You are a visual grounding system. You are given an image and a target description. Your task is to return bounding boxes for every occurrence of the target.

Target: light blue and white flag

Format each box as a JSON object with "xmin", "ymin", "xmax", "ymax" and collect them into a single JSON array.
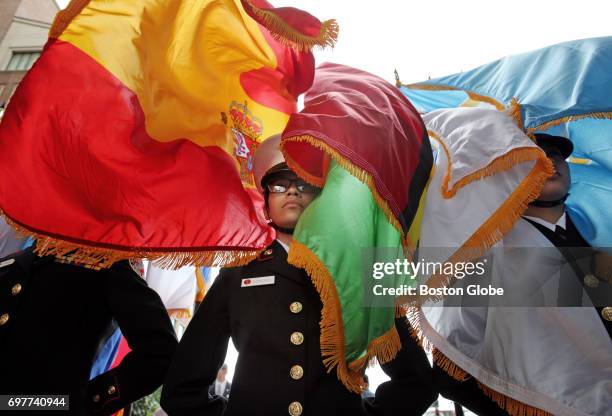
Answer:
[{"xmin": 400, "ymin": 36, "xmax": 612, "ymax": 248}]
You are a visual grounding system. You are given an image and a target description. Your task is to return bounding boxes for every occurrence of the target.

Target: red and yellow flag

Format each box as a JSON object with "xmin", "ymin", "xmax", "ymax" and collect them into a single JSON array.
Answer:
[{"xmin": 0, "ymin": 0, "xmax": 336, "ymax": 268}]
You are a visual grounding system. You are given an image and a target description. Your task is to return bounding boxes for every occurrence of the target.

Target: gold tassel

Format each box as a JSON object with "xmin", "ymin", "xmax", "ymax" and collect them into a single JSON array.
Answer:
[
  {"xmin": 349, "ymin": 306, "xmax": 411, "ymax": 373},
  {"xmin": 0, "ymin": 210, "xmax": 260, "ymax": 269},
  {"xmin": 396, "ymin": 139, "xmax": 553, "ymax": 306},
  {"xmin": 49, "ymin": 0, "xmax": 91, "ymax": 39},
  {"xmin": 242, "ymin": 0, "xmax": 338, "ymax": 52},
  {"xmin": 288, "ymin": 240, "xmax": 363, "ymax": 393},
  {"xmin": 506, "ymin": 97, "xmax": 525, "ymax": 132},
  {"xmin": 526, "ymin": 111, "xmax": 612, "ymax": 134},
  {"xmin": 395, "ymin": 305, "xmax": 408, "ymax": 318},
  {"xmin": 476, "ymin": 382, "xmax": 552, "ymax": 416},
  {"xmin": 51, "ymin": 0, "xmax": 340, "ymax": 51},
  {"xmin": 282, "ymin": 145, "xmax": 325, "ymax": 188},
  {"xmin": 432, "ymin": 348, "xmax": 470, "ymax": 382},
  {"xmin": 347, "ymin": 325, "xmax": 402, "ymax": 374},
  {"xmin": 404, "ymin": 306, "xmax": 433, "ymax": 351},
  {"xmin": 288, "ymin": 240, "xmax": 403, "ymax": 393},
  {"xmin": 429, "ymin": 130, "xmax": 551, "ymax": 199},
  {"xmin": 281, "ymin": 135, "xmax": 413, "ymax": 253}
]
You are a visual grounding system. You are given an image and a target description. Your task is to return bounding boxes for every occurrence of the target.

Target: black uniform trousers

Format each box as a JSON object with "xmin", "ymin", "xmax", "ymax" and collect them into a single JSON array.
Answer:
[
  {"xmin": 161, "ymin": 241, "xmax": 437, "ymax": 416},
  {"xmin": 0, "ymin": 248, "xmax": 178, "ymax": 415}
]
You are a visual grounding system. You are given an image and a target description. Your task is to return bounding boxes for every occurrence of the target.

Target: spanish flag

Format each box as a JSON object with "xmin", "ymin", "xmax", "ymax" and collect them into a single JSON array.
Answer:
[{"xmin": 0, "ymin": 0, "xmax": 337, "ymax": 268}]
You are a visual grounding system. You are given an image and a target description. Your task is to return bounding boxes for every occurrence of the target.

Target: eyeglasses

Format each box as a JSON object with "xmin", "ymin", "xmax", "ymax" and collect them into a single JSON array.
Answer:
[{"xmin": 266, "ymin": 177, "xmax": 320, "ymax": 194}]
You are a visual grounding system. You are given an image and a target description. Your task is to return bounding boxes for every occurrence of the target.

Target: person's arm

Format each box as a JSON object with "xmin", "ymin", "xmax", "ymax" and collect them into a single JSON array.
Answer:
[
  {"xmin": 87, "ymin": 260, "xmax": 178, "ymax": 416},
  {"xmin": 364, "ymin": 316, "xmax": 438, "ymax": 415},
  {"xmin": 161, "ymin": 268, "xmax": 233, "ymax": 416}
]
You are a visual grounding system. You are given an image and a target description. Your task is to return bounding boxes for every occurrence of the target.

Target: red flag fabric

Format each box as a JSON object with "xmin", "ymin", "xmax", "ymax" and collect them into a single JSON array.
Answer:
[
  {"xmin": 281, "ymin": 63, "xmax": 432, "ymax": 241},
  {"xmin": 0, "ymin": 0, "xmax": 336, "ymax": 268}
]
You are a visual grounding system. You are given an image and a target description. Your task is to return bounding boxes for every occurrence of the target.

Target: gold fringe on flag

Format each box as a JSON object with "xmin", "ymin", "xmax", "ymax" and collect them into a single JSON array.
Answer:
[
  {"xmin": 428, "ymin": 130, "xmax": 550, "ymax": 199},
  {"xmin": 404, "ymin": 306, "xmax": 433, "ymax": 350},
  {"xmin": 288, "ymin": 240, "xmax": 403, "ymax": 394},
  {"xmin": 1, "ymin": 209, "xmax": 261, "ymax": 269},
  {"xmin": 403, "ymin": 83, "xmax": 506, "ymax": 111},
  {"xmin": 432, "ymin": 348, "xmax": 470, "ymax": 382},
  {"xmin": 280, "ymin": 134, "xmax": 413, "ymax": 252},
  {"xmin": 241, "ymin": 0, "xmax": 338, "ymax": 52},
  {"xmin": 432, "ymin": 349, "xmax": 552, "ymax": 416},
  {"xmin": 52, "ymin": 1, "xmax": 339, "ymax": 52},
  {"xmin": 396, "ymin": 137, "xmax": 553, "ymax": 306},
  {"xmin": 526, "ymin": 111, "xmax": 612, "ymax": 134},
  {"xmin": 476, "ymin": 382, "xmax": 552, "ymax": 416},
  {"xmin": 506, "ymin": 97, "xmax": 525, "ymax": 132},
  {"xmin": 506, "ymin": 97, "xmax": 541, "ymax": 142},
  {"xmin": 348, "ymin": 325, "xmax": 402, "ymax": 374},
  {"xmin": 408, "ymin": 308, "xmax": 553, "ymax": 416},
  {"xmin": 402, "ymin": 83, "xmax": 612, "ymax": 140}
]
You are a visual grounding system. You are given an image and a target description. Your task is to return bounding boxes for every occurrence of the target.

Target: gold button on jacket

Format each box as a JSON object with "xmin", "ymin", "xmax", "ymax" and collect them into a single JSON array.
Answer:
[
  {"xmin": 107, "ymin": 385, "xmax": 117, "ymax": 395},
  {"xmin": 584, "ymin": 274, "xmax": 599, "ymax": 288},
  {"xmin": 0, "ymin": 313, "xmax": 9, "ymax": 326},
  {"xmin": 289, "ymin": 302, "xmax": 302, "ymax": 314},
  {"xmin": 159, "ymin": 241, "xmax": 439, "ymax": 416},
  {"xmin": 290, "ymin": 332, "xmax": 304, "ymax": 345},
  {"xmin": 92, "ymin": 394, "xmax": 100, "ymax": 403},
  {"xmin": 602, "ymin": 307, "xmax": 612, "ymax": 322},
  {"xmin": 11, "ymin": 283, "xmax": 22, "ymax": 295},
  {"xmin": 288, "ymin": 401, "xmax": 303, "ymax": 416},
  {"xmin": 290, "ymin": 365, "xmax": 304, "ymax": 380}
]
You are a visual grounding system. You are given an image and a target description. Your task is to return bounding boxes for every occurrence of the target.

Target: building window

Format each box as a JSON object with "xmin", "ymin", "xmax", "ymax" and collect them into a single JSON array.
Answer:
[{"xmin": 6, "ymin": 51, "xmax": 41, "ymax": 71}]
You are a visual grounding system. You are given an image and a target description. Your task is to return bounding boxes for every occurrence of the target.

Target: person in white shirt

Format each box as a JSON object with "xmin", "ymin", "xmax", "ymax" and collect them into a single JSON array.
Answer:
[
  {"xmin": 429, "ymin": 133, "xmax": 612, "ymax": 416},
  {"xmin": 209, "ymin": 363, "xmax": 231, "ymax": 399}
]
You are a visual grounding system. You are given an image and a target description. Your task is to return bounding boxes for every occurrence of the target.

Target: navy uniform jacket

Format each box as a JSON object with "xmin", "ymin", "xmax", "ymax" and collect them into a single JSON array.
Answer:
[
  {"xmin": 0, "ymin": 248, "xmax": 178, "ymax": 415},
  {"xmin": 161, "ymin": 241, "xmax": 437, "ymax": 416}
]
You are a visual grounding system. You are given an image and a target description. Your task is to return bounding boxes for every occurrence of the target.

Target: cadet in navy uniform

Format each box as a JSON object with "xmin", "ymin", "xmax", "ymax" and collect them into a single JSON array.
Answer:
[
  {"xmin": 433, "ymin": 133, "xmax": 612, "ymax": 415},
  {"xmin": 521, "ymin": 134, "xmax": 611, "ymax": 338},
  {"xmin": 161, "ymin": 136, "xmax": 437, "ymax": 416},
  {"xmin": 0, "ymin": 249, "xmax": 178, "ymax": 415}
]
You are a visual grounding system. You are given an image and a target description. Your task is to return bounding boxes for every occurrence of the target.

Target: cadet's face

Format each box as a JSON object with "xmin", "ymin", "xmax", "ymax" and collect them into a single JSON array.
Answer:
[
  {"xmin": 266, "ymin": 173, "xmax": 318, "ymax": 228},
  {"xmin": 539, "ymin": 144, "xmax": 571, "ymax": 201}
]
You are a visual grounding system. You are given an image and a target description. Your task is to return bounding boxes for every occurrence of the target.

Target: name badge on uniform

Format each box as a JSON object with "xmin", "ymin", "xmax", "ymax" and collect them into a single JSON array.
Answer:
[
  {"xmin": 241, "ymin": 275, "xmax": 275, "ymax": 287},
  {"xmin": 0, "ymin": 258, "xmax": 15, "ymax": 269}
]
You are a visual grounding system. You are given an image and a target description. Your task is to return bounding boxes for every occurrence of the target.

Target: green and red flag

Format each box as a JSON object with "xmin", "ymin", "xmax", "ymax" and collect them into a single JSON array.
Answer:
[
  {"xmin": 0, "ymin": 0, "xmax": 336, "ymax": 268},
  {"xmin": 281, "ymin": 63, "xmax": 433, "ymax": 392}
]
